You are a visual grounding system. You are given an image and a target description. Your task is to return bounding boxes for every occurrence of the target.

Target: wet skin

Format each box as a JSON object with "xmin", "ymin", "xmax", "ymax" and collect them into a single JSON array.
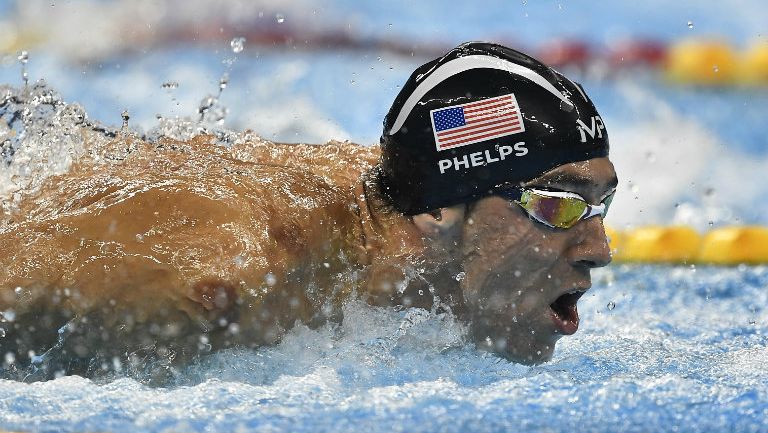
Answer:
[
  {"xmin": 0, "ymin": 131, "xmax": 615, "ymax": 375},
  {"xmin": 458, "ymin": 157, "xmax": 618, "ymax": 363}
]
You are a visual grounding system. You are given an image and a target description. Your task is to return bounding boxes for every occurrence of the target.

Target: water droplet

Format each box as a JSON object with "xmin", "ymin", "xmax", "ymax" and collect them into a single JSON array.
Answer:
[
  {"xmin": 121, "ymin": 110, "xmax": 130, "ymax": 129},
  {"xmin": 514, "ymin": 270, "xmax": 521, "ymax": 277},
  {"xmin": 161, "ymin": 81, "xmax": 179, "ymax": 89},
  {"xmin": 322, "ymin": 262, "xmax": 330, "ymax": 268},
  {"xmin": 228, "ymin": 322, "xmax": 240, "ymax": 334},
  {"xmin": 198, "ymin": 95, "xmax": 217, "ymax": 117},
  {"xmin": 219, "ymin": 73, "xmax": 229, "ymax": 92},
  {"xmin": 4, "ymin": 352, "xmax": 15, "ymax": 364},
  {"xmin": 607, "ymin": 301, "xmax": 616, "ymax": 310},
  {"xmin": 712, "ymin": 65, "xmax": 719, "ymax": 73},
  {"xmin": 135, "ymin": 233, "xmax": 144, "ymax": 242},
  {"xmin": 454, "ymin": 272, "xmax": 466, "ymax": 281},
  {"xmin": 418, "ymin": 289, "xmax": 424, "ymax": 295},
  {"xmin": 645, "ymin": 151, "xmax": 656, "ymax": 163},
  {"xmin": 687, "ymin": 21, "xmax": 694, "ymax": 29},
  {"xmin": 0, "ymin": 310, "xmax": 16, "ymax": 322},
  {"xmin": 14, "ymin": 287, "xmax": 22, "ymax": 295},
  {"xmin": 230, "ymin": 36, "xmax": 246, "ymax": 53},
  {"xmin": 276, "ymin": 13, "xmax": 285, "ymax": 23},
  {"xmin": 264, "ymin": 272, "xmax": 277, "ymax": 286},
  {"xmin": 17, "ymin": 51, "xmax": 29, "ymax": 86}
]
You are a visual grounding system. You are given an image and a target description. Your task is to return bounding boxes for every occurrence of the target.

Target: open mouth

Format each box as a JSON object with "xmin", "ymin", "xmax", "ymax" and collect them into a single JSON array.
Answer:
[{"xmin": 549, "ymin": 290, "xmax": 586, "ymax": 335}]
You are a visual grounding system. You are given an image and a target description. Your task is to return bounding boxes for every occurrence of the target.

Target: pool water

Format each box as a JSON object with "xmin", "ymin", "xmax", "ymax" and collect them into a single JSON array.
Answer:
[{"xmin": 1, "ymin": 265, "xmax": 766, "ymax": 433}]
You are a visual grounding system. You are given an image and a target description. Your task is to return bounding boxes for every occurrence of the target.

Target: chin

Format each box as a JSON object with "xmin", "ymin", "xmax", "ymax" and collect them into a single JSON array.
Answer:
[{"xmin": 474, "ymin": 332, "xmax": 558, "ymax": 364}]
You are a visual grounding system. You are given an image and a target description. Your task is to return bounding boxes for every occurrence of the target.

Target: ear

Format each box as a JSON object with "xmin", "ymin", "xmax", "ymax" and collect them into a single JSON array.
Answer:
[{"xmin": 412, "ymin": 204, "xmax": 465, "ymax": 247}]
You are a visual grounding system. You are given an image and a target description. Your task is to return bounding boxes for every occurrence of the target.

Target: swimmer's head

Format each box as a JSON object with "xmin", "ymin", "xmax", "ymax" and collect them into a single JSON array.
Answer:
[
  {"xmin": 379, "ymin": 41, "xmax": 609, "ymax": 215},
  {"xmin": 377, "ymin": 42, "xmax": 616, "ymax": 364}
]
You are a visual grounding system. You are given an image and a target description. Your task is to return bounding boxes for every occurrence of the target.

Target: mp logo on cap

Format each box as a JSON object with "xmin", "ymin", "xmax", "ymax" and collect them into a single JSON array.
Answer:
[
  {"xmin": 429, "ymin": 93, "xmax": 525, "ymax": 151},
  {"xmin": 576, "ymin": 116, "xmax": 605, "ymax": 143}
]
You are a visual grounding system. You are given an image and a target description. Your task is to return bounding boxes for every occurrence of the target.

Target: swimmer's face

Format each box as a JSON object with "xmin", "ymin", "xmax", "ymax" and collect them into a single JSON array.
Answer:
[{"xmin": 459, "ymin": 157, "xmax": 617, "ymax": 364}]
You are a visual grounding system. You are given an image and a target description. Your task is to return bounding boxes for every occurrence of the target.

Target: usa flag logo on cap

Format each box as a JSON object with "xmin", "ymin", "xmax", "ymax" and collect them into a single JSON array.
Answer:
[{"xmin": 430, "ymin": 93, "xmax": 525, "ymax": 151}]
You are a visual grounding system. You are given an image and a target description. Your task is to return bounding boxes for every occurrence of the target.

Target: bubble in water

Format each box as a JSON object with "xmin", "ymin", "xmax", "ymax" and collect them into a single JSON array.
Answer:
[
  {"xmin": 230, "ymin": 37, "xmax": 246, "ymax": 54},
  {"xmin": 607, "ymin": 301, "xmax": 616, "ymax": 311},
  {"xmin": 454, "ymin": 272, "xmax": 465, "ymax": 282},
  {"xmin": 276, "ymin": 14, "xmax": 285, "ymax": 23},
  {"xmin": 687, "ymin": 21, "xmax": 694, "ymax": 29}
]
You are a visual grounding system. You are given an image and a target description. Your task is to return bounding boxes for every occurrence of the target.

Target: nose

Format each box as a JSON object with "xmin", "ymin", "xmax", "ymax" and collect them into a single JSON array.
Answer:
[{"xmin": 567, "ymin": 215, "xmax": 612, "ymax": 268}]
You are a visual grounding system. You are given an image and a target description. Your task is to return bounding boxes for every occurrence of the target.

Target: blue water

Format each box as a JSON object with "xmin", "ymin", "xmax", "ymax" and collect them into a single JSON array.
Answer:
[{"xmin": 1, "ymin": 266, "xmax": 767, "ymax": 433}]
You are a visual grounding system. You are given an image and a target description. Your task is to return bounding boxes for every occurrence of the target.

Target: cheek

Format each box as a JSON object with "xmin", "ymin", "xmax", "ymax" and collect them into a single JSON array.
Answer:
[{"xmin": 460, "ymin": 216, "xmax": 566, "ymax": 314}]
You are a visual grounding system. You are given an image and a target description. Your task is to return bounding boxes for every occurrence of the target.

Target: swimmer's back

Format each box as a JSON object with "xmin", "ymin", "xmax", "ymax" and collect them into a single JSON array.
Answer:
[{"xmin": 0, "ymin": 135, "xmax": 379, "ymax": 368}]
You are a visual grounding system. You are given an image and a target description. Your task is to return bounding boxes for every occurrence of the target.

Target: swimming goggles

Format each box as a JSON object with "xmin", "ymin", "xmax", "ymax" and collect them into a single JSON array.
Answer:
[{"xmin": 494, "ymin": 186, "xmax": 614, "ymax": 229}]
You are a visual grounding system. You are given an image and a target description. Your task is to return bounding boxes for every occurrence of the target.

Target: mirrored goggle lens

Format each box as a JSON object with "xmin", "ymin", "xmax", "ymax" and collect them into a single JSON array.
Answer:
[{"xmin": 519, "ymin": 190, "xmax": 588, "ymax": 228}]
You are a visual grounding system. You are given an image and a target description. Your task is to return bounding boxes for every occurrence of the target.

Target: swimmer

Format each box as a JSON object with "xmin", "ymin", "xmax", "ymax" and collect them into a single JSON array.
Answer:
[{"xmin": 0, "ymin": 42, "xmax": 616, "ymax": 378}]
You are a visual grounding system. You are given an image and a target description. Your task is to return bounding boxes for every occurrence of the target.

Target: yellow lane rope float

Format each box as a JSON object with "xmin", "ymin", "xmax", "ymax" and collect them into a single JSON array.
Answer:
[{"xmin": 608, "ymin": 226, "xmax": 768, "ymax": 265}]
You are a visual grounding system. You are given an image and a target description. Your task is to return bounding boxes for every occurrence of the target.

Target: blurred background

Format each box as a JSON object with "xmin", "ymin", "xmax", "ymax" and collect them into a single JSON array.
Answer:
[{"xmin": 1, "ymin": 0, "xmax": 768, "ymax": 230}]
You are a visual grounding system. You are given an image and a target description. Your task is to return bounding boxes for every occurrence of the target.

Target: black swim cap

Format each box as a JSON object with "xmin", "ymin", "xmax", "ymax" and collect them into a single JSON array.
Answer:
[{"xmin": 379, "ymin": 41, "xmax": 609, "ymax": 215}]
